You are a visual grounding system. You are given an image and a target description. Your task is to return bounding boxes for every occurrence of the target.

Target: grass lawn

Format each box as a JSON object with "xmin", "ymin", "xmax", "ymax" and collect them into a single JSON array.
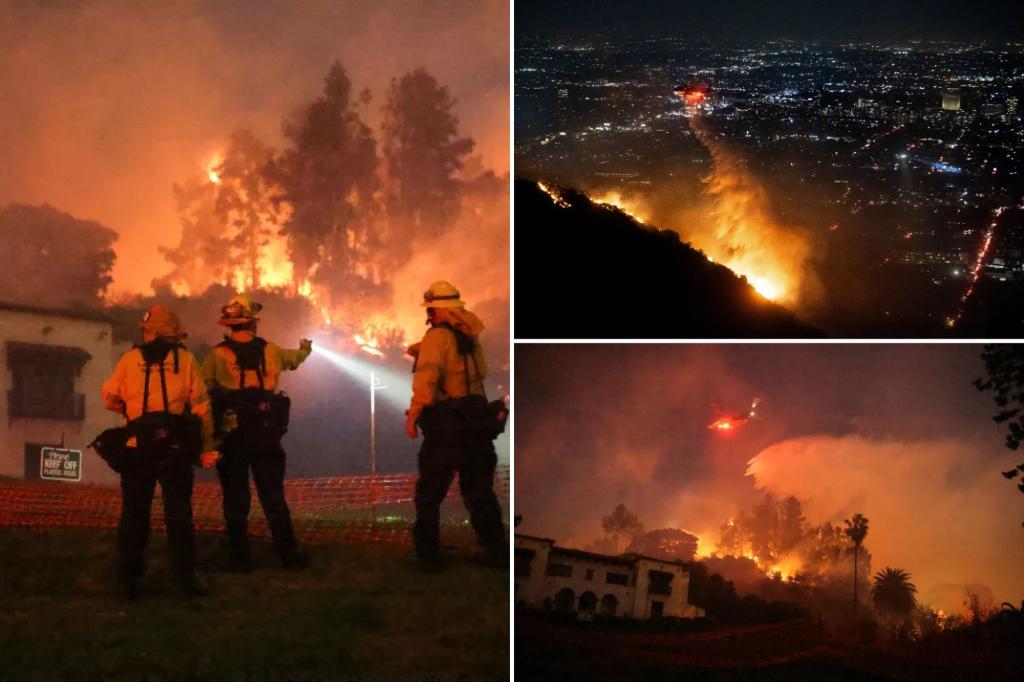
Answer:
[{"xmin": 0, "ymin": 525, "xmax": 508, "ymax": 681}]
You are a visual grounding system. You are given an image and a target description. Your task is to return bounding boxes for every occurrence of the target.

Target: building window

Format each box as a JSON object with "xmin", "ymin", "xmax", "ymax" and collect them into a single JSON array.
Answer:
[
  {"xmin": 585, "ymin": 568, "xmax": 594, "ymax": 580},
  {"xmin": 545, "ymin": 563, "xmax": 573, "ymax": 578},
  {"xmin": 6, "ymin": 342, "xmax": 89, "ymax": 420},
  {"xmin": 579, "ymin": 591, "xmax": 598, "ymax": 612},
  {"xmin": 606, "ymin": 572, "xmax": 629, "ymax": 585},
  {"xmin": 514, "ymin": 548, "xmax": 535, "ymax": 577},
  {"xmin": 651, "ymin": 601, "xmax": 664, "ymax": 619},
  {"xmin": 648, "ymin": 570, "xmax": 673, "ymax": 596}
]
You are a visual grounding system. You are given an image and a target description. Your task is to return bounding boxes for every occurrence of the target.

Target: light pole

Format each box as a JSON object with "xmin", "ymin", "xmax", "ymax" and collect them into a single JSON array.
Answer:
[{"xmin": 369, "ymin": 371, "xmax": 387, "ymax": 476}]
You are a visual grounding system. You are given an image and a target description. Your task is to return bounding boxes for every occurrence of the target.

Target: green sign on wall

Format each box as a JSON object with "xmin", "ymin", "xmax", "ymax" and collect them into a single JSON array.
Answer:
[{"xmin": 40, "ymin": 447, "xmax": 82, "ymax": 482}]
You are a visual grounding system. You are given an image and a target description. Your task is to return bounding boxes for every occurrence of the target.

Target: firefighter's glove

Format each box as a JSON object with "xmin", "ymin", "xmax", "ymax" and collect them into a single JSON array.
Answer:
[
  {"xmin": 404, "ymin": 411, "xmax": 419, "ymax": 439},
  {"xmin": 200, "ymin": 451, "xmax": 221, "ymax": 469}
]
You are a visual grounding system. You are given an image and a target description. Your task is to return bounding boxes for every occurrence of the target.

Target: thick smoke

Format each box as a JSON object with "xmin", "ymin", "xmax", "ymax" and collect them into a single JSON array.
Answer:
[
  {"xmin": 683, "ymin": 122, "xmax": 820, "ymax": 307},
  {"xmin": 747, "ymin": 435, "xmax": 1024, "ymax": 612},
  {"xmin": 0, "ymin": 0, "xmax": 508, "ymax": 294}
]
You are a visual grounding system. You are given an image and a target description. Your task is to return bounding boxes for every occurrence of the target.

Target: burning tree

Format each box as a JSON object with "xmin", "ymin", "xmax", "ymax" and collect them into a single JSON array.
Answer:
[
  {"xmin": 268, "ymin": 61, "xmax": 383, "ymax": 305},
  {"xmin": 717, "ymin": 494, "xmax": 807, "ymax": 566},
  {"xmin": 157, "ymin": 129, "xmax": 286, "ymax": 295},
  {"xmin": 212, "ymin": 128, "xmax": 284, "ymax": 291},
  {"xmin": 382, "ymin": 68, "xmax": 474, "ymax": 263},
  {"xmin": 155, "ymin": 178, "xmax": 227, "ymax": 294}
]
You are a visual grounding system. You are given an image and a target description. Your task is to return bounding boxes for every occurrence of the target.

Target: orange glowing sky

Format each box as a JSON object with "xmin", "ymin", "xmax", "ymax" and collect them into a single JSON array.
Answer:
[{"xmin": 0, "ymin": 0, "xmax": 508, "ymax": 295}]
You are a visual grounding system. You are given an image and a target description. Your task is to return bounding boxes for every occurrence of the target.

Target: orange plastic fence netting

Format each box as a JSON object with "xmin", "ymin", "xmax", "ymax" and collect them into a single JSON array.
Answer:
[{"xmin": 0, "ymin": 466, "xmax": 510, "ymax": 545}]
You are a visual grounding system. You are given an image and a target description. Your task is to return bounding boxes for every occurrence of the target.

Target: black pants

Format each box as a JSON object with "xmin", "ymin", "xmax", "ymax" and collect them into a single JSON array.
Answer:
[
  {"xmin": 413, "ymin": 429, "xmax": 505, "ymax": 560},
  {"xmin": 216, "ymin": 426, "xmax": 298, "ymax": 557},
  {"xmin": 118, "ymin": 445, "xmax": 195, "ymax": 581}
]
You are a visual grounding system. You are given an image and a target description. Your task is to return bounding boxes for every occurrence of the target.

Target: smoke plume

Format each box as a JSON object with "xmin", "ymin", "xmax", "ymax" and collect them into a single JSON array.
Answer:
[{"xmin": 747, "ymin": 435, "xmax": 1024, "ymax": 612}]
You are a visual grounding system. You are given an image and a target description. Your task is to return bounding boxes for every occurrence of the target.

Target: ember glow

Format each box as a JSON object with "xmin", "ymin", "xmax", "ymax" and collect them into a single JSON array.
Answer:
[{"xmin": 590, "ymin": 191, "xmax": 647, "ymax": 224}]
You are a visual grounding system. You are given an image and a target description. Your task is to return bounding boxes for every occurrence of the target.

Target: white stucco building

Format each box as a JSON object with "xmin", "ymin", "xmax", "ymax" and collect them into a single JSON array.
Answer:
[
  {"xmin": 0, "ymin": 302, "xmax": 126, "ymax": 485},
  {"xmin": 515, "ymin": 534, "xmax": 705, "ymax": 619}
]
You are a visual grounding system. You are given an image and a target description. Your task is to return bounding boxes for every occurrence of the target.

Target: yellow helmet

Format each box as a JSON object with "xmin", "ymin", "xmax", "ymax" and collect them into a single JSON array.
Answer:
[
  {"xmin": 140, "ymin": 305, "xmax": 185, "ymax": 339},
  {"xmin": 421, "ymin": 281, "xmax": 465, "ymax": 309},
  {"xmin": 218, "ymin": 294, "xmax": 263, "ymax": 326}
]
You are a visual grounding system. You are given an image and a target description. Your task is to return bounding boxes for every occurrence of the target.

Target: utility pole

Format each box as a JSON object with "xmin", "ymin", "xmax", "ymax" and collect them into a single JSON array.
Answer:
[{"xmin": 369, "ymin": 371, "xmax": 387, "ymax": 476}]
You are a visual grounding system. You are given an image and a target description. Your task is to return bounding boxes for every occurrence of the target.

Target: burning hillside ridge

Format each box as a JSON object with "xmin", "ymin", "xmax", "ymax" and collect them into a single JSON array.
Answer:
[
  {"xmin": 538, "ymin": 115, "xmax": 818, "ymax": 309},
  {"xmin": 519, "ymin": 180, "xmax": 820, "ymax": 338},
  {"xmin": 537, "ymin": 176, "xmax": 811, "ymax": 306}
]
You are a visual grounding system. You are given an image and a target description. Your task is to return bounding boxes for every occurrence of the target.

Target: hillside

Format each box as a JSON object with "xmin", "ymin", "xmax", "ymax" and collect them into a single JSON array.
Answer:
[{"xmin": 514, "ymin": 179, "xmax": 821, "ymax": 338}]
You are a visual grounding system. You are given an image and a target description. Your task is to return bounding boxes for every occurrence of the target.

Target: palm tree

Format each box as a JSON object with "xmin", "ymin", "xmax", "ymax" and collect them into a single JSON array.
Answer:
[
  {"xmin": 844, "ymin": 513, "xmax": 869, "ymax": 616},
  {"xmin": 871, "ymin": 567, "xmax": 917, "ymax": 622}
]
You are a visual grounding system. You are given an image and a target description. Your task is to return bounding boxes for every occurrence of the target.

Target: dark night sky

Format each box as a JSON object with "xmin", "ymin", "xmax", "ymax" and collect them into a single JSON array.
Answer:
[{"xmin": 516, "ymin": 0, "xmax": 1024, "ymax": 42}]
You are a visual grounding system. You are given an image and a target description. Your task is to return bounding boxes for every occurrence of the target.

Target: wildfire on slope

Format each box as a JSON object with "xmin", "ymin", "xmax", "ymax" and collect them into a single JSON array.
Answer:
[
  {"xmin": 689, "ymin": 129, "xmax": 808, "ymax": 305},
  {"xmin": 590, "ymin": 191, "xmax": 648, "ymax": 225},
  {"xmin": 568, "ymin": 179, "xmax": 802, "ymax": 304}
]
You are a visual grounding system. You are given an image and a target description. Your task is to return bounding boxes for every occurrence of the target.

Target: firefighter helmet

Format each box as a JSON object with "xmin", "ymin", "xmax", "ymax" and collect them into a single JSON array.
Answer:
[
  {"xmin": 218, "ymin": 294, "xmax": 263, "ymax": 326},
  {"xmin": 421, "ymin": 281, "xmax": 465, "ymax": 309},
  {"xmin": 140, "ymin": 305, "xmax": 185, "ymax": 339}
]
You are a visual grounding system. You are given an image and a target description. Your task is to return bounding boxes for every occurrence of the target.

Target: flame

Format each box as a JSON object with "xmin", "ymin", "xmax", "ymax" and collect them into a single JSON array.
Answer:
[
  {"xmin": 747, "ymin": 276, "xmax": 781, "ymax": 301},
  {"xmin": 228, "ymin": 236, "xmax": 294, "ymax": 292},
  {"xmin": 537, "ymin": 181, "xmax": 571, "ymax": 208},
  {"xmin": 353, "ymin": 333, "xmax": 384, "ymax": 357},
  {"xmin": 591, "ymin": 191, "xmax": 648, "ymax": 224},
  {"xmin": 766, "ymin": 555, "xmax": 803, "ymax": 580},
  {"xmin": 681, "ymin": 117, "xmax": 809, "ymax": 306},
  {"xmin": 206, "ymin": 153, "xmax": 222, "ymax": 185}
]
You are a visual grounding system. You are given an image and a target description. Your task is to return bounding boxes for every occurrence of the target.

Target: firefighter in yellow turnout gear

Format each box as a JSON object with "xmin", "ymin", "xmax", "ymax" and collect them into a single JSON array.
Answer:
[
  {"xmin": 406, "ymin": 281, "xmax": 506, "ymax": 571},
  {"xmin": 101, "ymin": 305, "xmax": 217, "ymax": 598},
  {"xmin": 202, "ymin": 295, "xmax": 312, "ymax": 570}
]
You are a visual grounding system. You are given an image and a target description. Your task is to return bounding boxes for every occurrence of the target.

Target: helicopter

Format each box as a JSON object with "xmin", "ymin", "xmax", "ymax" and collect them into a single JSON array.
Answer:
[
  {"xmin": 707, "ymin": 397, "xmax": 761, "ymax": 432},
  {"xmin": 672, "ymin": 81, "xmax": 711, "ymax": 106}
]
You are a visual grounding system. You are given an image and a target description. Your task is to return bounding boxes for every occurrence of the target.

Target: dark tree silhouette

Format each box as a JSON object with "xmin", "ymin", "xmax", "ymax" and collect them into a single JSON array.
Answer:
[
  {"xmin": 778, "ymin": 496, "xmax": 807, "ymax": 554},
  {"xmin": 267, "ymin": 61, "xmax": 382, "ymax": 300},
  {"xmin": 974, "ymin": 345, "xmax": 1024, "ymax": 526},
  {"xmin": 601, "ymin": 504, "xmax": 644, "ymax": 554},
  {"xmin": 213, "ymin": 128, "xmax": 281, "ymax": 291},
  {"xmin": 625, "ymin": 528, "xmax": 698, "ymax": 562},
  {"xmin": 382, "ymin": 68, "xmax": 474, "ymax": 261},
  {"xmin": 844, "ymin": 513, "xmax": 870, "ymax": 616},
  {"xmin": 871, "ymin": 567, "xmax": 917, "ymax": 622},
  {"xmin": 0, "ymin": 203, "xmax": 116, "ymax": 308}
]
